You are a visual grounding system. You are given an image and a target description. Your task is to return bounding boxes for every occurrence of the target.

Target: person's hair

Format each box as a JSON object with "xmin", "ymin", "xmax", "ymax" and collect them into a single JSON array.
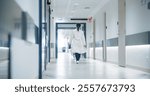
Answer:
[{"xmin": 76, "ymin": 23, "xmax": 81, "ymax": 31}]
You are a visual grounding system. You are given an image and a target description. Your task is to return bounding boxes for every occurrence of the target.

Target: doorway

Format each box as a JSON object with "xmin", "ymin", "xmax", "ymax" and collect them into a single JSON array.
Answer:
[{"xmin": 56, "ymin": 23, "xmax": 86, "ymax": 59}]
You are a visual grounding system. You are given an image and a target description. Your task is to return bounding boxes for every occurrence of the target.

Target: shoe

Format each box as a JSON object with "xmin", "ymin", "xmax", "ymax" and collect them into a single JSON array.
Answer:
[{"xmin": 76, "ymin": 61, "xmax": 79, "ymax": 64}]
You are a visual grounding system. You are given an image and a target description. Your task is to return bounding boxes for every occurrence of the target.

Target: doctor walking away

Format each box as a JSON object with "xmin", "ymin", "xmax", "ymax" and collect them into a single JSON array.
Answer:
[{"xmin": 70, "ymin": 23, "xmax": 86, "ymax": 64}]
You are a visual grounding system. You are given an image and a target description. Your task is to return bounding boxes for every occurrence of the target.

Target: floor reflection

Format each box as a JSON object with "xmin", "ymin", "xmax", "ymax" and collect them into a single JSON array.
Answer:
[{"xmin": 43, "ymin": 53, "xmax": 150, "ymax": 79}]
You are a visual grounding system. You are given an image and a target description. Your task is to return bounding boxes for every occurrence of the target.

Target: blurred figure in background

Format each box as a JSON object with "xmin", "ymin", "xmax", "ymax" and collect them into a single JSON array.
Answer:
[{"xmin": 70, "ymin": 23, "xmax": 86, "ymax": 64}]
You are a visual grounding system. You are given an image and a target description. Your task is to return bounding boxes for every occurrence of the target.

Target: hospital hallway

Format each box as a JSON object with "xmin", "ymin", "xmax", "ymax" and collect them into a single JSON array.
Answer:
[
  {"xmin": 42, "ymin": 53, "xmax": 150, "ymax": 79},
  {"xmin": 1, "ymin": 0, "xmax": 150, "ymax": 79}
]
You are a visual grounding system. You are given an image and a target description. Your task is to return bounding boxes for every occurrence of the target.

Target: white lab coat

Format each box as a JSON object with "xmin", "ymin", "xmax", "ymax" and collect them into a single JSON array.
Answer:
[{"xmin": 70, "ymin": 29, "xmax": 86, "ymax": 54}]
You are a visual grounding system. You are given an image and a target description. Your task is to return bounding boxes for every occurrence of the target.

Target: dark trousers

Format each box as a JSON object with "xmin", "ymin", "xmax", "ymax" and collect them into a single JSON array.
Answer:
[{"xmin": 74, "ymin": 53, "xmax": 81, "ymax": 61}]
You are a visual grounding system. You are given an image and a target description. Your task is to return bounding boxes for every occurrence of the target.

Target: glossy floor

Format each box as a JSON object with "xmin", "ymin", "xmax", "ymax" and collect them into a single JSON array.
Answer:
[{"xmin": 43, "ymin": 53, "xmax": 150, "ymax": 79}]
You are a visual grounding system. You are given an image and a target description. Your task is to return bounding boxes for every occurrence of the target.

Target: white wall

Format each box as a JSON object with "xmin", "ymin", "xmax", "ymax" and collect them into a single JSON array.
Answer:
[
  {"xmin": 126, "ymin": 0, "xmax": 150, "ymax": 71},
  {"xmin": 95, "ymin": 47, "xmax": 103, "ymax": 60},
  {"xmin": 86, "ymin": 22, "xmax": 93, "ymax": 58},
  {"xmin": 50, "ymin": 18, "xmax": 56, "ymax": 59},
  {"xmin": 95, "ymin": 13, "xmax": 105, "ymax": 41},
  {"xmin": 126, "ymin": 0, "xmax": 150, "ymax": 35},
  {"xmin": 0, "ymin": 47, "xmax": 9, "ymax": 79},
  {"xmin": 93, "ymin": 0, "xmax": 118, "ymax": 42},
  {"xmin": 89, "ymin": 48, "xmax": 94, "ymax": 59},
  {"xmin": 91, "ymin": 0, "xmax": 118, "ymax": 62},
  {"xmin": 11, "ymin": 38, "xmax": 39, "ymax": 79},
  {"xmin": 91, "ymin": 0, "xmax": 150, "ymax": 71},
  {"xmin": 15, "ymin": 0, "xmax": 39, "ymax": 26},
  {"xmin": 105, "ymin": 0, "xmax": 118, "ymax": 39},
  {"xmin": 107, "ymin": 47, "xmax": 118, "ymax": 63},
  {"xmin": 126, "ymin": 45, "xmax": 150, "ymax": 70}
]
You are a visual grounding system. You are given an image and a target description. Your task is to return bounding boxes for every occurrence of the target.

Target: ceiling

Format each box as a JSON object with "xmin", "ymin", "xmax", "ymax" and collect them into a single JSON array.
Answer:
[{"xmin": 50, "ymin": 0, "xmax": 110, "ymax": 21}]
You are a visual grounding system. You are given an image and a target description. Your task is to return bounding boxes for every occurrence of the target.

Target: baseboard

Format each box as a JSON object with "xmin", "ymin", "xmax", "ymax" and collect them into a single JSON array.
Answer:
[{"xmin": 126, "ymin": 65, "xmax": 150, "ymax": 73}]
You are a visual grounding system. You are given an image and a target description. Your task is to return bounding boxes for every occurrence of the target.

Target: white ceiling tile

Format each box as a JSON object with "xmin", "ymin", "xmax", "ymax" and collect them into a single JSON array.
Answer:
[{"xmin": 51, "ymin": 0, "xmax": 110, "ymax": 19}]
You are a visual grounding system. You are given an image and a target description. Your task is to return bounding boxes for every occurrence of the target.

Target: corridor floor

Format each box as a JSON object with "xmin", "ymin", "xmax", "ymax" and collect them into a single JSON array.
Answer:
[{"xmin": 43, "ymin": 53, "xmax": 150, "ymax": 79}]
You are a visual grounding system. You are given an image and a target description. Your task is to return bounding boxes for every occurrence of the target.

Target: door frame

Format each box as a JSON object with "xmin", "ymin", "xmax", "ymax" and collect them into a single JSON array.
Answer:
[{"xmin": 55, "ymin": 23, "xmax": 86, "ymax": 58}]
